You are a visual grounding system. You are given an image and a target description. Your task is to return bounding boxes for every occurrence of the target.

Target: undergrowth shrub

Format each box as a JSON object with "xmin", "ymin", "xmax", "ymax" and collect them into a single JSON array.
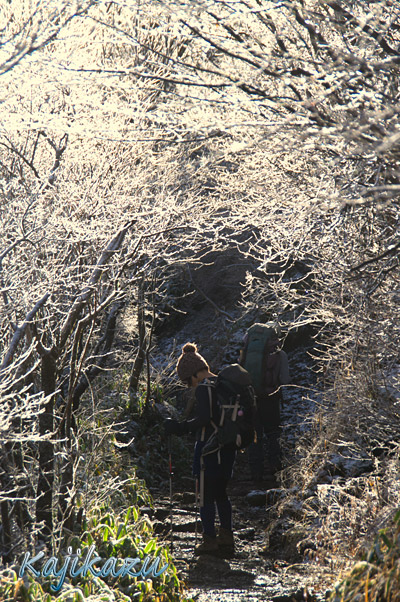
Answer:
[
  {"xmin": 0, "ymin": 499, "xmax": 191, "ymax": 602},
  {"xmin": 329, "ymin": 509, "xmax": 400, "ymax": 602},
  {"xmin": 0, "ymin": 409, "xmax": 192, "ymax": 602}
]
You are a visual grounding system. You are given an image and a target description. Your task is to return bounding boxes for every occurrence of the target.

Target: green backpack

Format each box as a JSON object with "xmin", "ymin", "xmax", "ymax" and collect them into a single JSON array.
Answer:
[{"xmin": 241, "ymin": 322, "xmax": 281, "ymax": 397}]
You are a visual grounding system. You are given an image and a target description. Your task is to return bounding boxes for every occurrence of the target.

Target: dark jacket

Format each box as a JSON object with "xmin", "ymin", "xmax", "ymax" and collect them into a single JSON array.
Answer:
[{"xmin": 186, "ymin": 377, "xmax": 220, "ymax": 441}]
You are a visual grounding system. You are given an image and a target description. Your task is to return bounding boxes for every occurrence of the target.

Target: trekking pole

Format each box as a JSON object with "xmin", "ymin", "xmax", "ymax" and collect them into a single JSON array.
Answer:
[
  {"xmin": 194, "ymin": 477, "xmax": 199, "ymax": 546},
  {"xmin": 168, "ymin": 434, "xmax": 174, "ymax": 551}
]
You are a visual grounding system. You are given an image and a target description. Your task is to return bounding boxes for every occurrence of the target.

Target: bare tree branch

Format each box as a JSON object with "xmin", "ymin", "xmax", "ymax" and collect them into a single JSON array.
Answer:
[
  {"xmin": 58, "ymin": 221, "xmax": 135, "ymax": 350},
  {"xmin": 350, "ymin": 241, "xmax": 400, "ymax": 272},
  {"xmin": 0, "ymin": 293, "xmax": 50, "ymax": 372}
]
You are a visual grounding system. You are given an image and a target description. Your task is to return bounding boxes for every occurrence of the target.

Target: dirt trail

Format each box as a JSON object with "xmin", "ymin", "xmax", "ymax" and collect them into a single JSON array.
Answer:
[
  {"xmin": 148, "ymin": 346, "xmax": 333, "ymax": 601},
  {"xmin": 150, "ymin": 454, "xmax": 330, "ymax": 602}
]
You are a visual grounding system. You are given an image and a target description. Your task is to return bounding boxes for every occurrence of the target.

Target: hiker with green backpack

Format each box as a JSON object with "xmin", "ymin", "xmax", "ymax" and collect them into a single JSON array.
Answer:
[
  {"xmin": 165, "ymin": 342, "xmax": 256, "ymax": 556},
  {"xmin": 239, "ymin": 322, "xmax": 290, "ymax": 482}
]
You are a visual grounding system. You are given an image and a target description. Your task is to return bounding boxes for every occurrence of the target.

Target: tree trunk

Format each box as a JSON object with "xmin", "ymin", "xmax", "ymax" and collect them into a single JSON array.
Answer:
[
  {"xmin": 129, "ymin": 285, "xmax": 146, "ymax": 397},
  {"xmin": 58, "ymin": 392, "xmax": 75, "ymax": 534},
  {"xmin": 12, "ymin": 443, "xmax": 34, "ymax": 544},
  {"xmin": 0, "ymin": 501, "xmax": 12, "ymax": 563},
  {"xmin": 58, "ymin": 437, "xmax": 75, "ymax": 534},
  {"xmin": 1, "ymin": 446, "xmax": 13, "ymax": 562},
  {"xmin": 36, "ymin": 352, "xmax": 56, "ymax": 540}
]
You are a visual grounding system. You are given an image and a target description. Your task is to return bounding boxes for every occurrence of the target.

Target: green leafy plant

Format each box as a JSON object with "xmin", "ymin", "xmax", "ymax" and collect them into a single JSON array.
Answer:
[
  {"xmin": 0, "ymin": 502, "xmax": 191, "ymax": 602},
  {"xmin": 75, "ymin": 499, "xmax": 191, "ymax": 602}
]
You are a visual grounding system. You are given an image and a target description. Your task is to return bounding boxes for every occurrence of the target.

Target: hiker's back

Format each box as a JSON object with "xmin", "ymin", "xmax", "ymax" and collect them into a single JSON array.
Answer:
[
  {"xmin": 239, "ymin": 322, "xmax": 290, "ymax": 480},
  {"xmin": 241, "ymin": 322, "xmax": 287, "ymax": 396}
]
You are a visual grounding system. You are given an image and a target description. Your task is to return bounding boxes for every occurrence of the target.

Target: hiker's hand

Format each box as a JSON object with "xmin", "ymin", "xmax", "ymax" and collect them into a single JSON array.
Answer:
[{"xmin": 164, "ymin": 418, "xmax": 188, "ymax": 436}]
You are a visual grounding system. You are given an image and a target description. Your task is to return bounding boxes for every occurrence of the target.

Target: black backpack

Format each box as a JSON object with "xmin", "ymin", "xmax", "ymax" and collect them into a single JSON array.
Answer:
[{"xmin": 201, "ymin": 364, "xmax": 256, "ymax": 458}]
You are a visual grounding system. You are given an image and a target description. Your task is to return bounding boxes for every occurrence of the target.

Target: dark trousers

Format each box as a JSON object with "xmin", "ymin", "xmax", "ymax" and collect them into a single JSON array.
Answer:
[
  {"xmin": 193, "ymin": 442, "xmax": 235, "ymax": 537},
  {"xmin": 200, "ymin": 475, "xmax": 232, "ymax": 537},
  {"xmin": 248, "ymin": 393, "xmax": 282, "ymax": 478}
]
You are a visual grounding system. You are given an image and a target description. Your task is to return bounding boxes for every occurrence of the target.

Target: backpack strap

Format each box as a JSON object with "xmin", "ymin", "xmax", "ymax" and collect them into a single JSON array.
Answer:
[
  {"xmin": 231, "ymin": 395, "xmax": 240, "ymax": 422},
  {"xmin": 207, "ymin": 381, "xmax": 219, "ymax": 434},
  {"xmin": 199, "ymin": 382, "xmax": 218, "ymax": 506},
  {"xmin": 207, "ymin": 384, "xmax": 221, "ymax": 465},
  {"xmin": 200, "ymin": 379, "xmax": 214, "ymax": 441}
]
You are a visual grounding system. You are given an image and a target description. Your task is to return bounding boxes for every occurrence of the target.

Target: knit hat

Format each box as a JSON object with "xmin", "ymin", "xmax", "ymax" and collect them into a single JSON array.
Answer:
[{"xmin": 176, "ymin": 343, "xmax": 209, "ymax": 383}]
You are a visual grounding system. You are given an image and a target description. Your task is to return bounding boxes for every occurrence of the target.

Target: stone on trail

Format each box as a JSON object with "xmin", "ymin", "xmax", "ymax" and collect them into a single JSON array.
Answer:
[
  {"xmin": 236, "ymin": 527, "xmax": 256, "ymax": 541},
  {"xmin": 246, "ymin": 490, "xmax": 267, "ymax": 506}
]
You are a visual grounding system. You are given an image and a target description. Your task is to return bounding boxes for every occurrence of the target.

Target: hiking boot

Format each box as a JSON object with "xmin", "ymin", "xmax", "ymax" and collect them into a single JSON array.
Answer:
[
  {"xmin": 194, "ymin": 534, "xmax": 218, "ymax": 556},
  {"xmin": 217, "ymin": 528, "xmax": 235, "ymax": 556}
]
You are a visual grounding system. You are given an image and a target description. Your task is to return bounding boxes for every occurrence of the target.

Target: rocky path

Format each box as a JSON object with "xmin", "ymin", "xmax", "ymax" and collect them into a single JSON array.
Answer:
[
  {"xmin": 147, "ymin": 346, "xmax": 334, "ymax": 601},
  {"xmin": 149, "ymin": 457, "xmax": 331, "ymax": 602}
]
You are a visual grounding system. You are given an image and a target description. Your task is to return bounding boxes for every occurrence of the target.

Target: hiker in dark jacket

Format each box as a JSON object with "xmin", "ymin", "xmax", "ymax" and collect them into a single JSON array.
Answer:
[
  {"xmin": 165, "ymin": 343, "xmax": 236, "ymax": 556},
  {"xmin": 239, "ymin": 331, "xmax": 290, "ymax": 481}
]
